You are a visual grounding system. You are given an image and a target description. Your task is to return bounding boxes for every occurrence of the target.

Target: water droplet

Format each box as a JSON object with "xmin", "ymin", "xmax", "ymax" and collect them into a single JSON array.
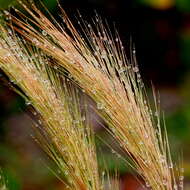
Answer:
[
  {"xmin": 58, "ymin": 170, "xmax": 61, "ymax": 174},
  {"xmin": 181, "ymin": 168, "xmax": 184, "ymax": 173},
  {"xmin": 137, "ymin": 73, "xmax": 141, "ymax": 78},
  {"xmin": 133, "ymin": 66, "xmax": 139, "ymax": 72},
  {"xmin": 159, "ymin": 155, "xmax": 165, "ymax": 164},
  {"xmin": 3, "ymin": 10, "xmax": 9, "ymax": 16},
  {"xmin": 32, "ymin": 38, "xmax": 40, "ymax": 46},
  {"xmin": 25, "ymin": 100, "xmax": 31, "ymax": 106},
  {"xmin": 118, "ymin": 67, "xmax": 126, "ymax": 74},
  {"xmin": 163, "ymin": 179, "xmax": 167, "ymax": 186},
  {"xmin": 108, "ymin": 40, "xmax": 112, "ymax": 44},
  {"xmin": 144, "ymin": 133, "xmax": 149, "ymax": 139},
  {"xmin": 111, "ymin": 149, "xmax": 116, "ymax": 154},
  {"xmin": 73, "ymin": 120, "xmax": 79, "ymax": 124},
  {"xmin": 173, "ymin": 184, "xmax": 178, "ymax": 190},
  {"xmin": 118, "ymin": 60, "xmax": 122, "ymax": 65},
  {"xmin": 42, "ymin": 30, "xmax": 47, "ymax": 36},
  {"xmin": 54, "ymin": 65, "xmax": 58, "ymax": 70},
  {"xmin": 116, "ymin": 153, "xmax": 121, "ymax": 158},
  {"xmin": 154, "ymin": 111, "xmax": 158, "ymax": 117},
  {"xmin": 145, "ymin": 181, "xmax": 150, "ymax": 187},
  {"xmin": 169, "ymin": 163, "xmax": 173, "ymax": 169},
  {"xmin": 81, "ymin": 116, "xmax": 85, "ymax": 122},
  {"xmin": 97, "ymin": 102, "xmax": 104, "ymax": 110}
]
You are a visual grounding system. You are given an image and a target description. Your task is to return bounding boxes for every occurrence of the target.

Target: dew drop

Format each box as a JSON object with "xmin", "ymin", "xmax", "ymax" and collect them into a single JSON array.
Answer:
[
  {"xmin": 169, "ymin": 163, "xmax": 173, "ymax": 169},
  {"xmin": 118, "ymin": 67, "xmax": 126, "ymax": 74},
  {"xmin": 145, "ymin": 181, "xmax": 150, "ymax": 187},
  {"xmin": 111, "ymin": 149, "xmax": 116, "ymax": 154},
  {"xmin": 81, "ymin": 116, "xmax": 85, "ymax": 122},
  {"xmin": 97, "ymin": 102, "xmax": 104, "ymax": 110},
  {"xmin": 133, "ymin": 66, "xmax": 139, "ymax": 73},
  {"xmin": 137, "ymin": 73, "xmax": 141, "ymax": 78},
  {"xmin": 54, "ymin": 65, "xmax": 58, "ymax": 70},
  {"xmin": 73, "ymin": 120, "xmax": 80, "ymax": 124},
  {"xmin": 159, "ymin": 155, "xmax": 165, "ymax": 164},
  {"xmin": 173, "ymin": 184, "xmax": 178, "ymax": 190},
  {"xmin": 116, "ymin": 153, "xmax": 121, "ymax": 158},
  {"xmin": 141, "ymin": 83, "xmax": 144, "ymax": 88},
  {"xmin": 32, "ymin": 38, "xmax": 38, "ymax": 45},
  {"xmin": 25, "ymin": 100, "xmax": 31, "ymax": 106},
  {"xmin": 163, "ymin": 179, "xmax": 167, "ymax": 186},
  {"xmin": 154, "ymin": 111, "xmax": 158, "ymax": 117},
  {"xmin": 42, "ymin": 30, "xmax": 47, "ymax": 36},
  {"xmin": 3, "ymin": 10, "xmax": 9, "ymax": 16},
  {"xmin": 144, "ymin": 133, "xmax": 149, "ymax": 139},
  {"xmin": 108, "ymin": 40, "xmax": 112, "ymax": 44}
]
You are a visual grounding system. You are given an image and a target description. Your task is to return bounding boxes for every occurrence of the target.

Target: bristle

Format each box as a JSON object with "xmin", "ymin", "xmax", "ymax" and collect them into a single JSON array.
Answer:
[
  {"xmin": 8, "ymin": 2, "xmax": 183, "ymax": 190},
  {"xmin": 0, "ymin": 25, "xmax": 111, "ymax": 190},
  {"xmin": 0, "ymin": 169, "xmax": 8, "ymax": 190}
]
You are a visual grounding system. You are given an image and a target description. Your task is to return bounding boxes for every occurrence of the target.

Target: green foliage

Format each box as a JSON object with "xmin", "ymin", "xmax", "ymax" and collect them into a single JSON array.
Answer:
[
  {"xmin": 166, "ymin": 103, "xmax": 190, "ymax": 142},
  {"xmin": 3, "ymin": 169, "xmax": 21, "ymax": 190},
  {"xmin": 42, "ymin": 0, "xmax": 56, "ymax": 12},
  {"xmin": 0, "ymin": 0, "xmax": 56, "ymax": 11},
  {"xmin": 176, "ymin": 0, "xmax": 190, "ymax": 12},
  {"xmin": 0, "ymin": 0, "xmax": 15, "ymax": 9},
  {"xmin": 180, "ymin": 33, "xmax": 190, "ymax": 68}
]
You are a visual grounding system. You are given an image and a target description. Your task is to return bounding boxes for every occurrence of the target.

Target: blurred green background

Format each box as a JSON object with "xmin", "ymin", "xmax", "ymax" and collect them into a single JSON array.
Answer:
[{"xmin": 0, "ymin": 0, "xmax": 190, "ymax": 189}]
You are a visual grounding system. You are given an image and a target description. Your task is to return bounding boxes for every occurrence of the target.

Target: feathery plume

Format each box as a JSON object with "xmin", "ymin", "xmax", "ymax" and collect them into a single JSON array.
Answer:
[
  {"xmin": 10, "ymin": 2, "xmax": 183, "ymax": 190},
  {"xmin": 0, "ymin": 24, "xmax": 113, "ymax": 190}
]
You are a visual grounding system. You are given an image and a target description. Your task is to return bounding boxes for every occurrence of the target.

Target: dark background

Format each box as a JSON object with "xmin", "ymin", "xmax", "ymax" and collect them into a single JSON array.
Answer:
[{"xmin": 0, "ymin": 0, "xmax": 190, "ymax": 189}]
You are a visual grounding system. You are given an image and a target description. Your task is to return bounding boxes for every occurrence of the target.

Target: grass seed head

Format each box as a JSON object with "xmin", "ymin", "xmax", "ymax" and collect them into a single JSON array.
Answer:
[{"xmin": 1, "ymin": 2, "xmax": 183, "ymax": 190}]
